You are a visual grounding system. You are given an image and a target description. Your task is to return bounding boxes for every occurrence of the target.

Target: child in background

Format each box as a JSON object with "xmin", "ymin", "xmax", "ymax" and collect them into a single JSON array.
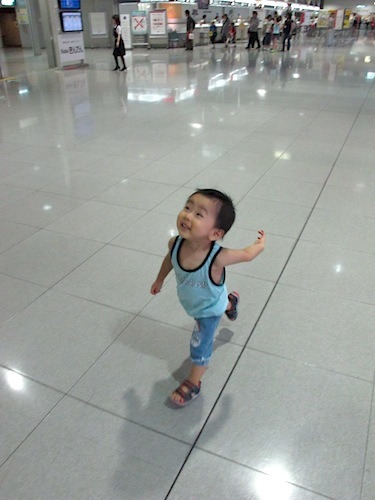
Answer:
[
  {"xmin": 229, "ymin": 22, "xmax": 237, "ymax": 45},
  {"xmin": 150, "ymin": 189, "xmax": 266, "ymax": 407},
  {"xmin": 209, "ymin": 20, "xmax": 217, "ymax": 47}
]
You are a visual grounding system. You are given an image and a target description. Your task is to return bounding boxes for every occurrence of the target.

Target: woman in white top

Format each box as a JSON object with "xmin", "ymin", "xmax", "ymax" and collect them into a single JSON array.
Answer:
[
  {"xmin": 112, "ymin": 15, "xmax": 126, "ymax": 71},
  {"xmin": 272, "ymin": 15, "xmax": 282, "ymax": 51}
]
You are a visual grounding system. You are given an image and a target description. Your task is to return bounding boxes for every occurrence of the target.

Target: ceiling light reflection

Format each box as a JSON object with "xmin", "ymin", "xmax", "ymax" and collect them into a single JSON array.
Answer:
[
  {"xmin": 334, "ymin": 264, "xmax": 342, "ymax": 273},
  {"xmin": 5, "ymin": 370, "xmax": 25, "ymax": 391},
  {"xmin": 254, "ymin": 464, "xmax": 293, "ymax": 500},
  {"xmin": 190, "ymin": 123, "xmax": 202, "ymax": 129},
  {"xmin": 257, "ymin": 89, "xmax": 267, "ymax": 97},
  {"xmin": 43, "ymin": 205, "xmax": 52, "ymax": 211}
]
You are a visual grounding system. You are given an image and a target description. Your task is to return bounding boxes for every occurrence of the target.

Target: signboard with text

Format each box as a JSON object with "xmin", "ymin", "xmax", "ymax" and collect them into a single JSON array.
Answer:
[
  {"xmin": 150, "ymin": 10, "xmax": 167, "ymax": 36},
  {"xmin": 57, "ymin": 33, "xmax": 85, "ymax": 64}
]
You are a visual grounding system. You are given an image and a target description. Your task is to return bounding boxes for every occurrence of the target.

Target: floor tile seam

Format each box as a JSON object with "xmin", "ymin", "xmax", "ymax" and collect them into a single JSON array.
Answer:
[
  {"xmin": 0, "ymin": 214, "xmax": 44, "ymax": 230},
  {"xmin": 224, "ymin": 107, "xmax": 325, "ymax": 207},
  {"xmin": 264, "ymin": 172, "xmax": 328, "ymax": 185},
  {"xmin": 192, "ymin": 446, "xmax": 335, "ymax": 500},
  {"xmin": 225, "ymin": 269, "xmax": 278, "ymax": 284},
  {"xmin": 0, "ymin": 269, "xmax": 50, "ymax": 292},
  {"xmin": 165, "ymin": 80, "xmax": 375, "ymax": 495},
  {"xmin": 62, "ymin": 313, "xmax": 141, "ymax": 396},
  {"xmin": 234, "ymin": 194, "xmax": 317, "ymax": 211},
  {"xmin": 0, "ymin": 227, "xmax": 44, "ymax": 257},
  {"xmin": 35, "ymin": 182, "xmax": 124, "ymax": 201},
  {"xmin": 235, "ymin": 224, "xmax": 304, "ymax": 240},
  {"xmin": 359, "ymin": 380, "xmax": 375, "ymax": 499},
  {"xmin": 0, "ymin": 362, "xmax": 66, "ymax": 397},
  {"xmin": 38, "ymin": 284, "xmax": 145, "ymax": 315},
  {"xmin": 101, "ymin": 241, "xmax": 167, "ymax": 260},
  {"xmin": 293, "ymin": 204, "xmax": 375, "ymax": 221},
  {"xmin": 63, "ymin": 392, "xmax": 191, "ymax": 447},
  {"xmin": 42, "ymin": 226, "xmax": 116, "ymax": 245},
  {"xmin": 0, "ymin": 183, "xmax": 36, "ymax": 200},
  {"xmin": 0, "ymin": 390, "xmax": 67, "ymax": 470},
  {"xmin": 0, "ymin": 238, "xmax": 108, "ymax": 308},
  {"xmin": 164, "ymin": 276, "xmax": 283, "ymax": 498},
  {"xmin": 0, "ymin": 390, "xmax": 189, "ymax": 471},
  {"xmin": 95, "ymin": 183, "xmax": 183, "ymax": 213},
  {"xmin": 243, "ymin": 346, "xmax": 375, "ymax": 384},
  {"xmin": 277, "ymin": 280, "xmax": 375, "ymax": 308},
  {"xmin": 298, "ymin": 235, "xmax": 375, "ymax": 257},
  {"xmin": 0, "ymin": 186, "xmax": 88, "ymax": 213},
  {"xmin": 39, "ymin": 195, "xmax": 146, "ymax": 242},
  {"xmin": 269, "ymin": 281, "xmax": 375, "ymax": 308}
]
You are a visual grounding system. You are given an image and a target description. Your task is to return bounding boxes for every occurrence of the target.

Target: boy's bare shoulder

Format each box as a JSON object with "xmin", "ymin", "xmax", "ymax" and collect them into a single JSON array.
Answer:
[{"xmin": 168, "ymin": 236, "xmax": 178, "ymax": 251}]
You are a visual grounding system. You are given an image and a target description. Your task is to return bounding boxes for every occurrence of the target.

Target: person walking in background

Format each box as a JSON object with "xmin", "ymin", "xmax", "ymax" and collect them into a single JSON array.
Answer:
[
  {"xmin": 112, "ymin": 15, "xmax": 126, "ymax": 71},
  {"xmin": 185, "ymin": 10, "xmax": 195, "ymax": 51},
  {"xmin": 272, "ymin": 15, "xmax": 282, "ymax": 51},
  {"xmin": 221, "ymin": 14, "xmax": 230, "ymax": 47},
  {"xmin": 262, "ymin": 14, "xmax": 273, "ymax": 50},
  {"xmin": 282, "ymin": 13, "xmax": 293, "ymax": 51},
  {"xmin": 246, "ymin": 11, "xmax": 260, "ymax": 49}
]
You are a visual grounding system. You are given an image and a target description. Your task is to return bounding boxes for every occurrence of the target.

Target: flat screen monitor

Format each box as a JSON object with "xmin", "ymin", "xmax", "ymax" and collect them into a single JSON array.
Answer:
[
  {"xmin": 60, "ymin": 11, "xmax": 83, "ymax": 32},
  {"xmin": 58, "ymin": 0, "xmax": 80, "ymax": 9}
]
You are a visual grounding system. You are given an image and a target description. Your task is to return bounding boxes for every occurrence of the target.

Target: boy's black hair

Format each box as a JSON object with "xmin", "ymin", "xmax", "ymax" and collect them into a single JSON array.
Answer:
[{"xmin": 192, "ymin": 188, "xmax": 235, "ymax": 234}]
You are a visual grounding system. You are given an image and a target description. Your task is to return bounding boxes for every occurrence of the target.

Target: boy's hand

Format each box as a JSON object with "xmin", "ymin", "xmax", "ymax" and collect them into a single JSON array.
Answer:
[
  {"xmin": 255, "ymin": 230, "xmax": 266, "ymax": 245},
  {"xmin": 150, "ymin": 279, "xmax": 163, "ymax": 295}
]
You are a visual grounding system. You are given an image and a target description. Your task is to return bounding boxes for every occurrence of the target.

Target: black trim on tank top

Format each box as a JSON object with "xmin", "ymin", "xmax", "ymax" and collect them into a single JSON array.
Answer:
[
  {"xmin": 209, "ymin": 247, "xmax": 226, "ymax": 286},
  {"xmin": 170, "ymin": 236, "xmax": 179, "ymax": 258},
  {"xmin": 177, "ymin": 239, "xmax": 216, "ymax": 272}
]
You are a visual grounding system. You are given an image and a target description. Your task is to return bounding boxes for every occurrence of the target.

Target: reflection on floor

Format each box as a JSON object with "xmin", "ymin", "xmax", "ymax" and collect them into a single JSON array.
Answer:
[{"xmin": 1, "ymin": 36, "xmax": 375, "ymax": 499}]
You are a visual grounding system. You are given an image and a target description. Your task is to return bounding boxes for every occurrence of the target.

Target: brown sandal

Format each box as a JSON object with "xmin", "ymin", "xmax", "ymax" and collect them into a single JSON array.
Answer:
[{"xmin": 170, "ymin": 379, "xmax": 201, "ymax": 407}]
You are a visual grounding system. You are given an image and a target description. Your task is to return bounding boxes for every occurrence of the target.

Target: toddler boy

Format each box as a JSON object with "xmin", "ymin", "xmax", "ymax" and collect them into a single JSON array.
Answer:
[{"xmin": 150, "ymin": 189, "xmax": 265, "ymax": 407}]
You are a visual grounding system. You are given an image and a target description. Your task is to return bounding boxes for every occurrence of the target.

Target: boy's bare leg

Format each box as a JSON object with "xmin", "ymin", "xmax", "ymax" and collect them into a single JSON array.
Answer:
[
  {"xmin": 188, "ymin": 364, "xmax": 206, "ymax": 386},
  {"xmin": 171, "ymin": 364, "xmax": 206, "ymax": 403}
]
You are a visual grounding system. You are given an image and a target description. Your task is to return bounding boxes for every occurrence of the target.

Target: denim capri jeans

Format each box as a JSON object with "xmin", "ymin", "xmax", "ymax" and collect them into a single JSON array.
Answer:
[{"xmin": 190, "ymin": 316, "xmax": 222, "ymax": 366}]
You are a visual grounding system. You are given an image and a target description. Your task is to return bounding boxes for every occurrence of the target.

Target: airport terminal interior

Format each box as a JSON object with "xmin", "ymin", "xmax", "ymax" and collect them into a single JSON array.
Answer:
[{"xmin": 1, "ymin": 16, "xmax": 375, "ymax": 500}]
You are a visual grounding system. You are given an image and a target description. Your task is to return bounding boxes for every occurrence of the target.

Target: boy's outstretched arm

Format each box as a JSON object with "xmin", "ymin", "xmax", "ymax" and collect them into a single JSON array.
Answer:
[
  {"xmin": 150, "ymin": 238, "xmax": 175, "ymax": 294},
  {"xmin": 217, "ymin": 230, "xmax": 266, "ymax": 267}
]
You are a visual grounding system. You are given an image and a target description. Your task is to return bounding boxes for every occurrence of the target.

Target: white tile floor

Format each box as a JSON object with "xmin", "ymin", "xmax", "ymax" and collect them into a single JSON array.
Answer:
[{"xmin": 0, "ymin": 35, "xmax": 375, "ymax": 499}]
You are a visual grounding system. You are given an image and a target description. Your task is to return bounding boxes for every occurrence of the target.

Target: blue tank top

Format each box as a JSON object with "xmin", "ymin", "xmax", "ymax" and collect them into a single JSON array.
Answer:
[{"xmin": 171, "ymin": 237, "xmax": 228, "ymax": 318}]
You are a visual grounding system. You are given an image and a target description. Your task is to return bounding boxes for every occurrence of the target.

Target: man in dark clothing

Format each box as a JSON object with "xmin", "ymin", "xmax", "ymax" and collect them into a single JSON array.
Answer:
[
  {"xmin": 282, "ymin": 13, "xmax": 293, "ymax": 51},
  {"xmin": 246, "ymin": 11, "xmax": 260, "ymax": 49},
  {"xmin": 185, "ymin": 10, "xmax": 195, "ymax": 50},
  {"xmin": 221, "ymin": 14, "xmax": 230, "ymax": 46}
]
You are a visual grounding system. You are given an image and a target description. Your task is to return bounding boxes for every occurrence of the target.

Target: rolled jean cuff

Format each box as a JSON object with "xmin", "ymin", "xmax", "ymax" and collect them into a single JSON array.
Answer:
[{"xmin": 190, "ymin": 355, "xmax": 211, "ymax": 367}]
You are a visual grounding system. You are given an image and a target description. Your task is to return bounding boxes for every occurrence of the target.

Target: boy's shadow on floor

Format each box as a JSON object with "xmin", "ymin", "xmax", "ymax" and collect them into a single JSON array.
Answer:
[
  {"xmin": 122, "ymin": 326, "xmax": 234, "ymax": 423},
  {"xmin": 114, "ymin": 327, "xmax": 235, "ymax": 495}
]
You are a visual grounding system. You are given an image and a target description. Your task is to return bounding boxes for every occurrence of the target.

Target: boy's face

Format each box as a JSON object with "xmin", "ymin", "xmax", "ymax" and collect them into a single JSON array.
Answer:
[{"xmin": 177, "ymin": 194, "xmax": 224, "ymax": 242}]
